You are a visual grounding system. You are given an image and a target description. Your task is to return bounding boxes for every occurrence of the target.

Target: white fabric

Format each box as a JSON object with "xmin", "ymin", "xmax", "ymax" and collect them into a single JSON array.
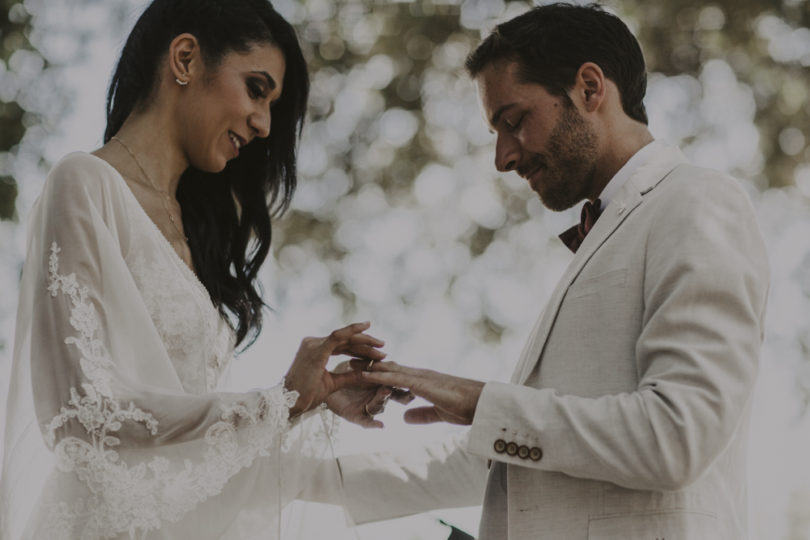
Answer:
[
  {"xmin": 336, "ymin": 432, "xmax": 488, "ymax": 524},
  {"xmin": 336, "ymin": 144, "xmax": 770, "ymax": 540},
  {"xmin": 596, "ymin": 139, "xmax": 656, "ymax": 211},
  {"xmin": 1, "ymin": 152, "xmax": 343, "ymax": 539}
]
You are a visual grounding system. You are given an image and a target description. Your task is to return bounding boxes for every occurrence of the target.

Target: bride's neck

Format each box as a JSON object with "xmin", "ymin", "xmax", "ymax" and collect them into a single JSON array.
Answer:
[{"xmin": 110, "ymin": 106, "xmax": 188, "ymax": 197}]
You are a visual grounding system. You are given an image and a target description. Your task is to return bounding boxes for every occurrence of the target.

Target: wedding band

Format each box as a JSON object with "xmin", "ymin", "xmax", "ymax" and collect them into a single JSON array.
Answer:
[
  {"xmin": 364, "ymin": 403, "xmax": 373, "ymax": 417},
  {"xmin": 367, "ymin": 359, "xmax": 374, "ymax": 370}
]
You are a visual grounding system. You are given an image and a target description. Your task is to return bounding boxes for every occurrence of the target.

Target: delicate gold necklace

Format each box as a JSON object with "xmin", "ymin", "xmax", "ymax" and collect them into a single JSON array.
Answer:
[{"xmin": 111, "ymin": 136, "xmax": 188, "ymax": 242}]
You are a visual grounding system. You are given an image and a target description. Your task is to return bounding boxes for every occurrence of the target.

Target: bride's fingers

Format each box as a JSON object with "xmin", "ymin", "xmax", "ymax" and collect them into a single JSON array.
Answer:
[
  {"xmin": 325, "ymin": 322, "xmax": 372, "ymax": 349},
  {"xmin": 340, "ymin": 346, "xmax": 387, "ymax": 361},
  {"xmin": 337, "ymin": 334, "xmax": 386, "ymax": 352},
  {"xmin": 360, "ymin": 387, "xmax": 390, "ymax": 417},
  {"xmin": 359, "ymin": 417, "xmax": 384, "ymax": 429},
  {"xmin": 368, "ymin": 386, "xmax": 392, "ymax": 410},
  {"xmin": 390, "ymin": 387, "xmax": 415, "ymax": 404},
  {"xmin": 347, "ymin": 333, "xmax": 385, "ymax": 347}
]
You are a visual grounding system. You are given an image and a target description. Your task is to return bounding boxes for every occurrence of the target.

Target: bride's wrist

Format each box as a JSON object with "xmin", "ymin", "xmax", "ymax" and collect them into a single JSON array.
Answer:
[{"xmin": 282, "ymin": 377, "xmax": 306, "ymax": 418}]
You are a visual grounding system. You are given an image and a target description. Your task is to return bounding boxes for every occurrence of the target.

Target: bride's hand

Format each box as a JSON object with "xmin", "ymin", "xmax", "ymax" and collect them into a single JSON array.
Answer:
[
  {"xmin": 285, "ymin": 322, "xmax": 386, "ymax": 418},
  {"xmin": 326, "ymin": 361, "xmax": 416, "ymax": 428}
]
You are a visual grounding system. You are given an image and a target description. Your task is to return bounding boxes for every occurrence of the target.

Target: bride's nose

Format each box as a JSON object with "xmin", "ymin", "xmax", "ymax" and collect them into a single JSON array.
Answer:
[{"xmin": 249, "ymin": 106, "xmax": 271, "ymax": 139}]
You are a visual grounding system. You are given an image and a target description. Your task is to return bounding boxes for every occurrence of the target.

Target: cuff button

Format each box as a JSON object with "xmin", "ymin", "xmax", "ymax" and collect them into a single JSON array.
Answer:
[
  {"xmin": 506, "ymin": 442, "xmax": 518, "ymax": 456},
  {"xmin": 517, "ymin": 445, "xmax": 529, "ymax": 459},
  {"xmin": 529, "ymin": 447, "xmax": 543, "ymax": 461},
  {"xmin": 494, "ymin": 439, "xmax": 507, "ymax": 453}
]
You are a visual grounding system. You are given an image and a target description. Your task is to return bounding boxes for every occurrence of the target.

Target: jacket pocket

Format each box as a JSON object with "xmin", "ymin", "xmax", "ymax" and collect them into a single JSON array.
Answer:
[
  {"xmin": 588, "ymin": 509, "xmax": 720, "ymax": 540},
  {"xmin": 567, "ymin": 268, "xmax": 628, "ymax": 300}
]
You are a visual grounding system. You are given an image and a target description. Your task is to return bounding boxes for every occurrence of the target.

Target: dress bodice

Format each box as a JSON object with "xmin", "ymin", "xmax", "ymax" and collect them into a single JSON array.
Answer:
[{"xmin": 121, "ymin": 177, "xmax": 235, "ymax": 394}]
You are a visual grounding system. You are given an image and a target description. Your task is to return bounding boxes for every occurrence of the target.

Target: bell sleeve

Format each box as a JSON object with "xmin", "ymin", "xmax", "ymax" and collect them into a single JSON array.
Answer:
[{"xmin": 3, "ymin": 153, "xmax": 337, "ymax": 540}]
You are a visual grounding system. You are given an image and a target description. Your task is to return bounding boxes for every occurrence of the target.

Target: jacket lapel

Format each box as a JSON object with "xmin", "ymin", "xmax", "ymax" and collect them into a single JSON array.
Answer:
[{"xmin": 510, "ymin": 143, "xmax": 688, "ymax": 385}]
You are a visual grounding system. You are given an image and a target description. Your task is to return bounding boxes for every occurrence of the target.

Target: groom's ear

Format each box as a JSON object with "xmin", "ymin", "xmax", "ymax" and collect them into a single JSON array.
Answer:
[{"xmin": 572, "ymin": 62, "xmax": 606, "ymax": 114}]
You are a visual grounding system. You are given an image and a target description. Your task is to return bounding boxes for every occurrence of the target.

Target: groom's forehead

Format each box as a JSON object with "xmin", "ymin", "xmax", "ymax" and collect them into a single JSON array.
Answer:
[
  {"xmin": 474, "ymin": 61, "xmax": 553, "ymax": 128},
  {"xmin": 475, "ymin": 61, "xmax": 520, "ymax": 112}
]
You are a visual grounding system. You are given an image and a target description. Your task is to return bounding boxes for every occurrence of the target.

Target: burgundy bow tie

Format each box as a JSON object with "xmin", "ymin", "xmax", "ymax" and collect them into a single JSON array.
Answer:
[{"xmin": 559, "ymin": 199, "xmax": 602, "ymax": 253}]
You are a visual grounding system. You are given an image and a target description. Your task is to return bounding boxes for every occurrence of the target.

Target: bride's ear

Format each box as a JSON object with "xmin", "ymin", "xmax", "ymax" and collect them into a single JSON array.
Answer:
[{"xmin": 167, "ymin": 33, "xmax": 201, "ymax": 86}]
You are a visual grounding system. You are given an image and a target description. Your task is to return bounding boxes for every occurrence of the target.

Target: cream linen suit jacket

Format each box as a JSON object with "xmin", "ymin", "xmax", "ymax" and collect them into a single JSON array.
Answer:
[{"xmin": 335, "ymin": 143, "xmax": 769, "ymax": 540}]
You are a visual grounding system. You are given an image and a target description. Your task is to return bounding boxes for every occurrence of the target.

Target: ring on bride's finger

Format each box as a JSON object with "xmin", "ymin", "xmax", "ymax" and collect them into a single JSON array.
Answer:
[
  {"xmin": 367, "ymin": 359, "xmax": 374, "ymax": 370},
  {"xmin": 364, "ymin": 403, "xmax": 373, "ymax": 417}
]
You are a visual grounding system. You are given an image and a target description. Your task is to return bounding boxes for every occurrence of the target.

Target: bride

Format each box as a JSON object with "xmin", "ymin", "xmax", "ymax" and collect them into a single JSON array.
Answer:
[{"xmin": 0, "ymin": 0, "xmax": 394, "ymax": 538}]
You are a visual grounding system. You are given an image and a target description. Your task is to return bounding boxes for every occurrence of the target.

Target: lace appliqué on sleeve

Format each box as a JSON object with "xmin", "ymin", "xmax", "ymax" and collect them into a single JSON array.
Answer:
[{"xmin": 41, "ymin": 242, "xmax": 300, "ymax": 539}]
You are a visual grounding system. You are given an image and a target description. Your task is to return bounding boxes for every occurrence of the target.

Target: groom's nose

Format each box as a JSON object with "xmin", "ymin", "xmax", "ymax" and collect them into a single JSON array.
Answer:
[{"xmin": 495, "ymin": 133, "xmax": 519, "ymax": 172}]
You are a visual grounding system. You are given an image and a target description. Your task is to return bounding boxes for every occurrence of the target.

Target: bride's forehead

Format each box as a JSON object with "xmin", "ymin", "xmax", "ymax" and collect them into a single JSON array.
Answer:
[{"xmin": 219, "ymin": 43, "xmax": 285, "ymax": 74}]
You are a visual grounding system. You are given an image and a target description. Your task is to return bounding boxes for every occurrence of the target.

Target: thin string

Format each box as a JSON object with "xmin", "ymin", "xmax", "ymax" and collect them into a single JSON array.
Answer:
[{"xmin": 111, "ymin": 136, "xmax": 189, "ymax": 242}]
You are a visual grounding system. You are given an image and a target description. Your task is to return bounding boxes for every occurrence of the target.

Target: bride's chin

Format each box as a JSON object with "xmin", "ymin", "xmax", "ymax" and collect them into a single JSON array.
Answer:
[{"xmin": 192, "ymin": 156, "xmax": 229, "ymax": 174}]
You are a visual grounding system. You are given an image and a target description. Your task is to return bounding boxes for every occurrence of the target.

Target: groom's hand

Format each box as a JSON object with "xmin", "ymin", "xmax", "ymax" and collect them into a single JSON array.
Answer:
[
  {"xmin": 351, "ymin": 361, "xmax": 485, "ymax": 425},
  {"xmin": 326, "ymin": 361, "xmax": 416, "ymax": 428}
]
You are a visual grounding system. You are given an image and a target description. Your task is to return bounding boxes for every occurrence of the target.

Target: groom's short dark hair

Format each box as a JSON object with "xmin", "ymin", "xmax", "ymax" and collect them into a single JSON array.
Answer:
[{"xmin": 465, "ymin": 3, "xmax": 648, "ymax": 125}]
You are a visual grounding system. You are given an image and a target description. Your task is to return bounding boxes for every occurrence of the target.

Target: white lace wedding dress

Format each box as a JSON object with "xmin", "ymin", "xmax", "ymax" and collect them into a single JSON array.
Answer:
[{"xmin": 1, "ymin": 153, "xmax": 343, "ymax": 539}]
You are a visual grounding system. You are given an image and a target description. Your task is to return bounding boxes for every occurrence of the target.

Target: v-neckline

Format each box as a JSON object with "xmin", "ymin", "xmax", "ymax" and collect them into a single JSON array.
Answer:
[{"xmin": 85, "ymin": 152, "xmax": 212, "ymax": 302}]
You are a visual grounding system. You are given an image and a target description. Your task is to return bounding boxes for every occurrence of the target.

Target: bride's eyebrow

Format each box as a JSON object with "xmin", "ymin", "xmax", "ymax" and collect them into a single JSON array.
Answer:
[{"xmin": 250, "ymin": 70, "xmax": 277, "ymax": 90}]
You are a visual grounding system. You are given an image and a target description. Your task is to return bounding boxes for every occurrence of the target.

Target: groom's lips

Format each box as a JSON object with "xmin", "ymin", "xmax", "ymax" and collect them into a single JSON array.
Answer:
[{"xmin": 524, "ymin": 165, "xmax": 546, "ymax": 190}]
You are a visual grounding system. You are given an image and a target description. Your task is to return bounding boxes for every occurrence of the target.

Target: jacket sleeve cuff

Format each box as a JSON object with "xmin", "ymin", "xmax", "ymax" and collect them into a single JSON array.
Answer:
[{"xmin": 468, "ymin": 381, "xmax": 549, "ymax": 468}]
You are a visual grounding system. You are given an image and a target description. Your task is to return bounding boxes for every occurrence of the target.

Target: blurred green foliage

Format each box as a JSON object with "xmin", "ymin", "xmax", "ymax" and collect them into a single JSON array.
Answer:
[
  {"xmin": 263, "ymin": 0, "xmax": 810, "ymax": 326},
  {"xmin": 0, "ymin": 0, "xmax": 32, "ymax": 220},
  {"xmin": 3, "ymin": 0, "xmax": 810, "ymax": 220},
  {"xmin": 630, "ymin": 0, "xmax": 810, "ymax": 187},
  {"xmin": 1, "ymin": 4, "xmax": 808, "ymax": 535}
]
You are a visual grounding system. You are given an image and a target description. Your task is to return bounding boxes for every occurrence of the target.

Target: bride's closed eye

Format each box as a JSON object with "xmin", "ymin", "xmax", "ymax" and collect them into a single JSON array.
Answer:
[{"xmin": 247, "ymin": 78, "xmax": 267, "ymax": 99}]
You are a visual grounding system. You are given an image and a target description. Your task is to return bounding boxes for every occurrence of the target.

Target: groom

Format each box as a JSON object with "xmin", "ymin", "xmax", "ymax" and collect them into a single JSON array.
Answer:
[{"xmin": 335, "ymin": 4, "xmax": 769, "ymax": 539}]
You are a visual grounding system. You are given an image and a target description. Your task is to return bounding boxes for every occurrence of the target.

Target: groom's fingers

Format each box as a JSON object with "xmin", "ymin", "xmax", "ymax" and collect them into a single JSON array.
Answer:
[
  {"xmin": 359, "ymin": 370, "xmax": 419, "ymax": 392},
  {"xmin": 351, "ymin": 357, "xmax": 398, "ymax": 371},
  {"xmin": 403, "ymin": 406, "xmax": 443, "ymax": 424}
]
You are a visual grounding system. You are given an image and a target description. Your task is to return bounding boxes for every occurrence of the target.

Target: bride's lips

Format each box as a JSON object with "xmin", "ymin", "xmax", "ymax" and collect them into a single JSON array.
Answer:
[{"xmin": 228, "ymin": 131, "xmax": 246, "ymax": 157}]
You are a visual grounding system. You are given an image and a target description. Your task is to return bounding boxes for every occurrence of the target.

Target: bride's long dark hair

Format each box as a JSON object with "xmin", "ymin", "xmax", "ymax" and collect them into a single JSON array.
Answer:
[{"xmin": 104, "ymin": 0, "xmax": 309, "ymax": 348}]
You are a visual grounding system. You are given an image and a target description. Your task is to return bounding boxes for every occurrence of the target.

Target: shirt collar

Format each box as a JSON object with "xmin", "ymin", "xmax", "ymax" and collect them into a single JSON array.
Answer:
[{"xmin": 597, "ymin": 140, "xmax": 658, "ymax": 211}]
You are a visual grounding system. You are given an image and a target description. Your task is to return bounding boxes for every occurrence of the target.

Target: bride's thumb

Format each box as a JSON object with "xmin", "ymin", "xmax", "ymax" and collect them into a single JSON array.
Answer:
[{"xmin": 330, "ymin": 370, "xmax": 365, "ymax": 392}]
